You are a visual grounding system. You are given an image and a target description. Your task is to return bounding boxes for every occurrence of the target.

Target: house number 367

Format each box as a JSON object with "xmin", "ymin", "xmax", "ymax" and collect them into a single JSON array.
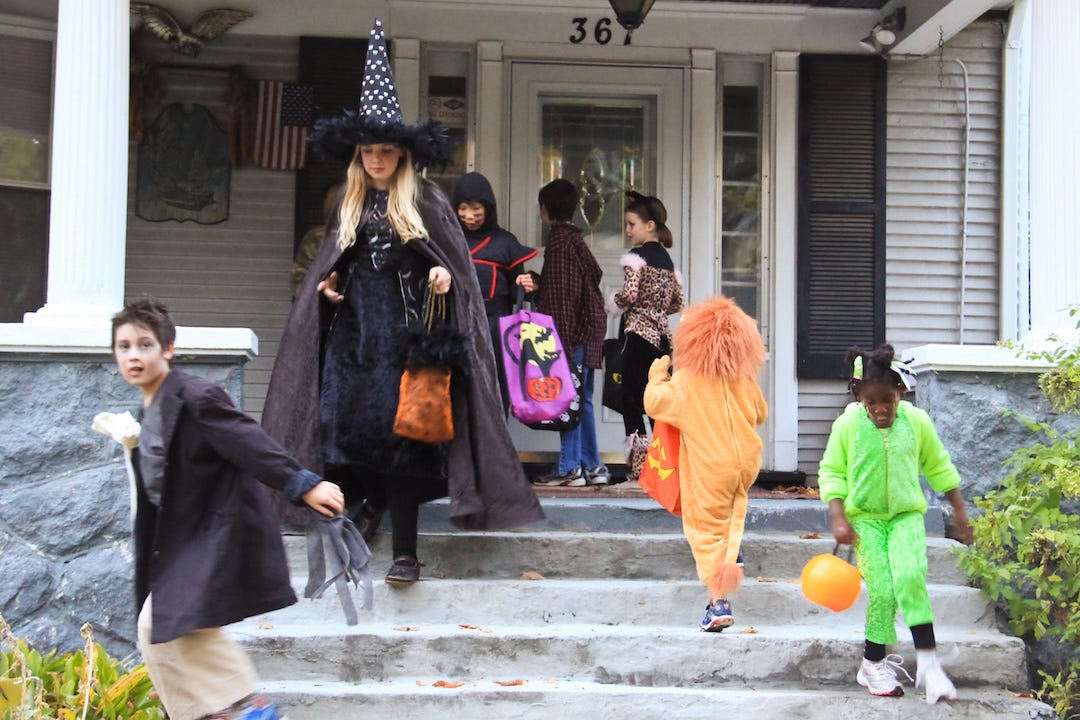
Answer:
[{"xmin": 569, "ymin": 17, "xmax": 616, "ymax": 44}]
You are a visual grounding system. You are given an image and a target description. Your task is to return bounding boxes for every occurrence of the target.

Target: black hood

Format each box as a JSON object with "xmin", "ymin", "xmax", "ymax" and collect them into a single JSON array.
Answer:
[{"xmin": 452, "ymin": 172, "xmax": 498, "ymax": 231}]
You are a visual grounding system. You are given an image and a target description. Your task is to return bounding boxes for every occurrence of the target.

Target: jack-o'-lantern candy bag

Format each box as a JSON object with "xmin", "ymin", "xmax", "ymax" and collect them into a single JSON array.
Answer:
[
  {"xmin": 639, "ymin": 420, "xmax": 681, "ymax": 516},
  {"xmin": 498, "ymin": 308, "xmax": 578, "ymax": 425}
]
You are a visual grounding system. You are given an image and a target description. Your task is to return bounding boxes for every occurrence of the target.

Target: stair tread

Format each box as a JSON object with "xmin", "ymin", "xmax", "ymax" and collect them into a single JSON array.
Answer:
[
  {"xmin": 262, "ymin": 679, "xmax": 1054, "ymax": 719},
  {"xmin": 233, "ymin": 620, "xmax": 1016, "ymax": 641}
]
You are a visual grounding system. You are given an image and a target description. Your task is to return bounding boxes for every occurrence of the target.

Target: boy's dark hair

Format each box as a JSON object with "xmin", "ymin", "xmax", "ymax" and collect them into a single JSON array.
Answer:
[
  {"xmin": 625, "ymin": 190, "xmax": 674, "ymax": 248},
  {"xmin": 538, "ymin": 179, "xmax": 577, "ymax": 222},
  {"xmin": 111, "ymin": 298, "xmax": 176, "ymax": 349},
  {"xmin": 845, "ymin": 343, "xmax": 905, "ymax": 395}
]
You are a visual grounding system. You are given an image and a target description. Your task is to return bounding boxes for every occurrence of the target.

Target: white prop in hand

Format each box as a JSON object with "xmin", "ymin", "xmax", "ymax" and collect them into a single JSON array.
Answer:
[{"xmin": 92, "ymin": 411, "xmax": 141, "ymax": 521}]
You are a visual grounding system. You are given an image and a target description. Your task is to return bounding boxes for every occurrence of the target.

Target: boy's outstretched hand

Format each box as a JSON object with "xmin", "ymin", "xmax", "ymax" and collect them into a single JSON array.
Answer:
[{"xmin": 302, "ymin": 480, "xmax": 345, "ymax": 517}]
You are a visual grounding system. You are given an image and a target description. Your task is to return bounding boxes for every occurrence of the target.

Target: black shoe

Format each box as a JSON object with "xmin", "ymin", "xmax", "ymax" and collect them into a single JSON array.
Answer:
[
  {"xmin": 350, "ymin": 500, "xmax": 386, "ymax": 543},
  {"xmin": 385, "ymin": 556, "xmax": 420, "ymax": 585}
]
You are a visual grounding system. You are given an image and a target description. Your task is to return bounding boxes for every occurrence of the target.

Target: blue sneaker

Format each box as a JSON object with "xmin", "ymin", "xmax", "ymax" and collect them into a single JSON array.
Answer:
[
  {"xmin": 208, "ymin": 694, "xmax": 284, "ymax": 720},
  {"xmin": 700, "ymin": 599, "xmax": 734, "ymax": 632}
]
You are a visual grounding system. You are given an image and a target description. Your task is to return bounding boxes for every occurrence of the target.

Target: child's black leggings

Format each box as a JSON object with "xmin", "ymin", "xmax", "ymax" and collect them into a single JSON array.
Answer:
[{"xmin": 620, "ymin": 332, "xmax": 669, "ymax": 436}]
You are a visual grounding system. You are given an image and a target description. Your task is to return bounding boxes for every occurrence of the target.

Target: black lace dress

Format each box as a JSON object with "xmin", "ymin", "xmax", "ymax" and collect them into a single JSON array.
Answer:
[{"xmin": 319, "ymin": 190, "xmax": 446, "ymax": 490}]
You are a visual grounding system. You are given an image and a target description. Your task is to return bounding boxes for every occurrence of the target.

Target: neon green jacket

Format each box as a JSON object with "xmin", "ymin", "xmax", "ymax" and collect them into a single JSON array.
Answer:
[{"xmin": 818, "ymin": 400, "xmax": 960, "ymax": 521}]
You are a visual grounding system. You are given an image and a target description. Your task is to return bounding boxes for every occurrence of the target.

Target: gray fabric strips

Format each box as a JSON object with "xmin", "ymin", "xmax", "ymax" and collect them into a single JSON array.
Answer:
[{"xmin": 304, "ymin": 514, "xmax": 374, "ymax": 624}]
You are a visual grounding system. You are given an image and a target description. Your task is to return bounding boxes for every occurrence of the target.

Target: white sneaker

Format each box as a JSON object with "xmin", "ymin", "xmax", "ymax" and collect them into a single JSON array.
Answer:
[
  {"xmin": 856, "ymin": 655, "xmax": 910, "ymax": 697},
  {"xmin": 585, "ymin": 465, "xmax": 610, "ymax": 485},
  {"xmin": 916, "ymin": 653, "xmax": 957, "ymax": 704}
]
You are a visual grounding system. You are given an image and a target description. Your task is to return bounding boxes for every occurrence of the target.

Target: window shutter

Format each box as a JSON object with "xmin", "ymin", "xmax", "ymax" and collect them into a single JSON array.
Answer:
[
  {"xmin": 797, "ymin": 55, "xmax": 885, "ymax": 379},
  {"xmin": 294, "ymin": 37, "xmax": 370, "ymax": 251}
]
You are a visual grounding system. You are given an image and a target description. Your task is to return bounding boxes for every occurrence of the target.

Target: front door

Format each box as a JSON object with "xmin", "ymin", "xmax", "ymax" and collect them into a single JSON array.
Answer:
[{"xmin": 505, "ymin": 62, "xmax": 685, "ymax": 465}]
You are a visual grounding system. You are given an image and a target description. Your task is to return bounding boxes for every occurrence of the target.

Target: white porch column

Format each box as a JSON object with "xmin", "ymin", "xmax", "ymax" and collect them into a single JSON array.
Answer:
[
  {"xmin": 769, "ymin": 51, "xmax": 800, "ymax": 472},
  {"xmin": 686, "ymin": 48, "xmax": 716, "ymax": 304},
  {"xmin": 1026, "ymin": 0, "xmax": 1080, "ymax": 339},
  {"xmin": 475, "ymin": 41, "xmax": 506, "ymax": 209},
  {"xmin": 24, "ymin": 0, "xmax": 129, "ymax": 327}
]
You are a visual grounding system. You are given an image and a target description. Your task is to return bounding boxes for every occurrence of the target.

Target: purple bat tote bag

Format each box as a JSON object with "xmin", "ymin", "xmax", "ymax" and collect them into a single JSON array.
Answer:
[{"xmin": 498, "ymin": 309, "xmax": 576, "ymax": 424}]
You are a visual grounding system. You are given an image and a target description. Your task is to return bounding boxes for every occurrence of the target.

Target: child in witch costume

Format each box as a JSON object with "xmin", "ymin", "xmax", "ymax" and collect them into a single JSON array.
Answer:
[
  {"xmin": 262, "ymin": 19, "xmax": 543, "ymax": 585},
  {"xmin": 643, "ymin": 296, "xmax": 768, "ymax": 631},
  {"xmin": 111, "ymin": 299, "xmax": 345, "ymax": 720},
  {"xmin": 819, "ymin": 344, "xmax": 971, "ymax": 703}
]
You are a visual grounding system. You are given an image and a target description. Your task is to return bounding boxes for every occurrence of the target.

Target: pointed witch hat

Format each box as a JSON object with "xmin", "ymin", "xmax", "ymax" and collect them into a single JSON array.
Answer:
[{"xmin": 308, "ymin": 18, "xmax": 450, "ymax": 168}]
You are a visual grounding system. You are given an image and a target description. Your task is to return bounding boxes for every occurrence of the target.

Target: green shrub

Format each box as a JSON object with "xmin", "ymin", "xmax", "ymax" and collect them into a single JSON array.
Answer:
[
  {"xmin": 960, "ymin": 308, "xmax": 1080, "ymax": 719},
  {"xmin": 0, "ymin": 614, "xmax": 163, "ymax": 720}
]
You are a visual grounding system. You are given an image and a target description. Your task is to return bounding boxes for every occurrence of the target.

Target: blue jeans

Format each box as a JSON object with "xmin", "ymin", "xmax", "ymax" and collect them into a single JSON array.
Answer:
[{"xmin": 557, "ymin": 345, "xmax": 601, "ymax": 474}]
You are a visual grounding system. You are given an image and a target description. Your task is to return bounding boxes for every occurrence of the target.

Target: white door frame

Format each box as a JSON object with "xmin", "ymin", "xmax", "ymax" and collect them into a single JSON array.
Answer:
[{"xmin": 504, "ymin": 60, "xmax": 686, "ymax": 462}]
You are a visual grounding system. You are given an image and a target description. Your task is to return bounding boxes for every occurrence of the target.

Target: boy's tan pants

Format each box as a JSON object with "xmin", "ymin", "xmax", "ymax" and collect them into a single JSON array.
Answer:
[{"xmin": 137, "ymin": 595, "xmax": 259, "ymax": 720}]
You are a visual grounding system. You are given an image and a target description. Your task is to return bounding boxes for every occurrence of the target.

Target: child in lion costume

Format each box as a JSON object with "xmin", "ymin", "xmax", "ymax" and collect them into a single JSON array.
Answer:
[{"xmin": 643, "ymin": 295, "xmax": 767, "ymax": 631}]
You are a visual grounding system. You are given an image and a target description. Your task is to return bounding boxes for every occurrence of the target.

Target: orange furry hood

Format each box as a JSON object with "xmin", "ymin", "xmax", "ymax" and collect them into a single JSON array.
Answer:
[{"xmin": 672, "ymin": 296, "xmax": 765, "ymax": 381}]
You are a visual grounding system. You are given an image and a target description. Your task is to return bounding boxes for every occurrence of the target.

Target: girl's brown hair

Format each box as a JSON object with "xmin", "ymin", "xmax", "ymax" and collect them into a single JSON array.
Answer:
[{"xmin": 625, "ymin": 191, "xmax": 673, "ymax": 248}]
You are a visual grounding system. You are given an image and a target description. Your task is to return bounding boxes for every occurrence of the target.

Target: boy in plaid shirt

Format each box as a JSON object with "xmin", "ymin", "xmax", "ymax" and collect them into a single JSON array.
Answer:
[{"xmin": 518, "ymin": 179, "xmax": 607, "ymax": 486}]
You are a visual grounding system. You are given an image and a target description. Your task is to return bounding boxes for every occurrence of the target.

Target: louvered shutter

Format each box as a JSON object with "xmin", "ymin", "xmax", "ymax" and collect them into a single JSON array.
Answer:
[
  {"xmin": 294, "ymin": 37, "xmax": 370, "ymax": 250},
  {"xmin": 797, "ymin": 55, "xmax": 886, "ymax": 379}
]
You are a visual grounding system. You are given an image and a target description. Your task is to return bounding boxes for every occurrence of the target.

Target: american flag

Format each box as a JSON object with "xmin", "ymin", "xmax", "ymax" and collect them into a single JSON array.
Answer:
[{"xmin": 253, "ymin": 81, "xmax": 312, "ymax": 170}]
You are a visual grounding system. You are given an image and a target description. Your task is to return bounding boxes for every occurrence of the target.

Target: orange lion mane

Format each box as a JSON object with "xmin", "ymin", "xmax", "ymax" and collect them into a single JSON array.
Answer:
[{"xmin": 672, "ymin": 295, "xmax": 765, "ymax": 381}]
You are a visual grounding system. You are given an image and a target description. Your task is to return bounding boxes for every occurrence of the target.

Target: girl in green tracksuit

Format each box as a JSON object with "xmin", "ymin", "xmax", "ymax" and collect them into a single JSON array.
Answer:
[{"xmin": 818, "ymin": 344, "xmax": 972, "ymax": 704}]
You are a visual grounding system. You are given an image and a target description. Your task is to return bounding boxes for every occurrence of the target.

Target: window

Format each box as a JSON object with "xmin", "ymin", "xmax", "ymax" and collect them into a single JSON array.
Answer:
[
  {"xmin": 719, "ymin": 63, "xmax": 764, "ymax": 321},
  {"xmin": 421, "ymin": 46, "xmax": 472, "ymax": 199},
  {"xmin": 0, "ymin": 28, "xmax": 53, "ymax": 322}
]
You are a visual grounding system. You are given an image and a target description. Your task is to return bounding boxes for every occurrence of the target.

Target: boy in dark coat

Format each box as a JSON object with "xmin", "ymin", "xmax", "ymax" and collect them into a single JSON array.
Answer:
[{"xmin": 111, "ymin": 298, "xmax": 343, "ymax": 720}]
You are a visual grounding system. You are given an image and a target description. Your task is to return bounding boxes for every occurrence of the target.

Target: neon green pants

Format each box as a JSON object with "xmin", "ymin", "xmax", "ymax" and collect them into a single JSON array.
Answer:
[{"xmin": 852, "ymin": 511, "xmax": 934, "ymax": 645}]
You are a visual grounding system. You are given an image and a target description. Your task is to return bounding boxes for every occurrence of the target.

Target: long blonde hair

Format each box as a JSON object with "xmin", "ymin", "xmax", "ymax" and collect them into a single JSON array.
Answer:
[{"xmin": 337, "ymin": 145, "xmax": 429, "ymax": 249}]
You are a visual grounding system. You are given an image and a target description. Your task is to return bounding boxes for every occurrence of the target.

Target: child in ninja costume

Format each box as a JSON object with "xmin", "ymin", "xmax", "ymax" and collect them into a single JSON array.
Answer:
[
  {"xmin": 819, "ymin": 343, "xmax": 972, "ymax": 703},
  {"xmin": 643, "ymin": 295, "xmax": 768, "ymax": 631}
]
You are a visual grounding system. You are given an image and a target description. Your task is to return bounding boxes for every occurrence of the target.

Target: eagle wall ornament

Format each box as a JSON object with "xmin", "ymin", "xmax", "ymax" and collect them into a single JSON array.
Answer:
[{"xmin": 130, "ymin": 3, "xmax": 252, "ymax": 57}]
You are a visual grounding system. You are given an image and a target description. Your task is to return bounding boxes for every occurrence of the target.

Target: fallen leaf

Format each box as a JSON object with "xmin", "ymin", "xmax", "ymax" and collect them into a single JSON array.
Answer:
[
  {"xmin": 799, "ymin": 532, "xmax": 821, "ymax": 539},
  {"xmin": 739, "ymin": 627, "xmax": 759, "ymax": 634},
  {"xmin": 460, "ymin": 623, "xmax": 479, "ymax": 629},
  {"xmin": 416, "ymin": 680, "xmax": 427, "ymax": 686},
  {"xmin": 495, "ymin": 679, "xmax": 524, "ymax": 687},
  {"xmin": 393, "ymin": 626, "xmax": 420, "ymax": 632},
  {"xmin": 520, "ymin": 571, "xmax": 546, "ymax": 580},
  {"xmin": 258, "ymin": 622, "xmax": 273, "ymax": 630},
  {"xmin": 433, "ymin": 680, "xmax": 465, "ymax": 688},
  {"xmin": 756, "ymin": 576, "xmax": 777, "ymax": 583}
]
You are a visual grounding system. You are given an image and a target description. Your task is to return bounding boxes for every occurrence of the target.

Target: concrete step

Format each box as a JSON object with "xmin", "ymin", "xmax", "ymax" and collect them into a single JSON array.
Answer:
[
  {"xmin": 236, "ymin": 622, "xmax": 1026, "ymax": 690},
  {"xmin": 263, "ymin": 680, "xmax": 1054, "ymax": 720},
  {"xmin": 257, "ymin": 577, "xmax": 996, "ymax": 630},
  {"xmin": 406, "ymin": 497, "xmax": 946, "ymax": 535},
  {"xmin": 284, "ymin": 531, "xmax": 971, "ymax": 585}
]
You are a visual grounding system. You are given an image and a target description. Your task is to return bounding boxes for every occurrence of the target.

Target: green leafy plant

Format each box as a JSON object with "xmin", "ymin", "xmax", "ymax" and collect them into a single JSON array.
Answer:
[
  {"xmin": 961, "ymin": 307, "xmax": 1080, "ymax": 719},
  {"xmin": 0, "ymin": 614, "xmax": 164, "ymax": 720}
]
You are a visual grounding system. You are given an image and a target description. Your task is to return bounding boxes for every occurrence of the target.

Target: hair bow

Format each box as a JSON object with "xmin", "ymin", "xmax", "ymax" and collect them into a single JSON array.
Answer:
[{"xmin": 891, "ymin": 359, "xmax": 917, "ymax": 392}]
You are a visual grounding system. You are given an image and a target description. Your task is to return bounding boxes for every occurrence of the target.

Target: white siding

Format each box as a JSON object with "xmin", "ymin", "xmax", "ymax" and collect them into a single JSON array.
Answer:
[
  {"xmin": 797, "ymin": 21, "xmax": 1004, "ymax": 481},
  {"xmin": 885, "ymin": 20, "xmax": 1003, "ymax": 348},
  {"xmin": 125, "ymin": 34, "xmax": 299, "ymax": 418}
]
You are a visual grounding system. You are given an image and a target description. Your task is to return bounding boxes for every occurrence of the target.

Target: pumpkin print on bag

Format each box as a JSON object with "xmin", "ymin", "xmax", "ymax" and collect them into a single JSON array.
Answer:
[{"xmin": 527, "ymin": 376, "xmax": 563, "ymax": 401}]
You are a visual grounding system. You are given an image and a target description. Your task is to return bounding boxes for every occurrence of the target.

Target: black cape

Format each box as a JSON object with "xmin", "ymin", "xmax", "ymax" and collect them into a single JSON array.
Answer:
[{"xmin": 263, "ymin": 179, "xmax": 543, "ymax": 530}]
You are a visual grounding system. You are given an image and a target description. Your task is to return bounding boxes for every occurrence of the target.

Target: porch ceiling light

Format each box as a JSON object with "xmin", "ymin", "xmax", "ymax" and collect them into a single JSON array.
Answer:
[
  {"xmin": 608, "ymin": 0, "xmax": 656, "ymax": 45},
  {"xmin": 859, "ymin": 6, "xmax": 906, "ymax": 54}
]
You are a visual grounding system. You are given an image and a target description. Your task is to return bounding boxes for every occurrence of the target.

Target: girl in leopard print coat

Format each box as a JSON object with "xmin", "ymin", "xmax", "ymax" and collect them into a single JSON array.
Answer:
[{"xmin": 606, "ymin": 191, "xmax": 684, "ymax": 482}]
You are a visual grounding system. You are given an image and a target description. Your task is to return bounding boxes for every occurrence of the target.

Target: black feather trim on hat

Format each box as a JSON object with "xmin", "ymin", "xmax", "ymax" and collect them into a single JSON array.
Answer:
[{"xmin": 308, "ymin": 111, "xmax": 452, "ymax": 170}]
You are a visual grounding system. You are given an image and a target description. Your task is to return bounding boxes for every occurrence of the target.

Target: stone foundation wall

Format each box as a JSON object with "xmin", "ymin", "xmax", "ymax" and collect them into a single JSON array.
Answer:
[
  {"xmin": 915, "ymin": 369, "xmax": 1080, "ymax": 502},
  {"xmin": 0, "ymin": 354, "xmax": 244, "ymax": 656}
]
